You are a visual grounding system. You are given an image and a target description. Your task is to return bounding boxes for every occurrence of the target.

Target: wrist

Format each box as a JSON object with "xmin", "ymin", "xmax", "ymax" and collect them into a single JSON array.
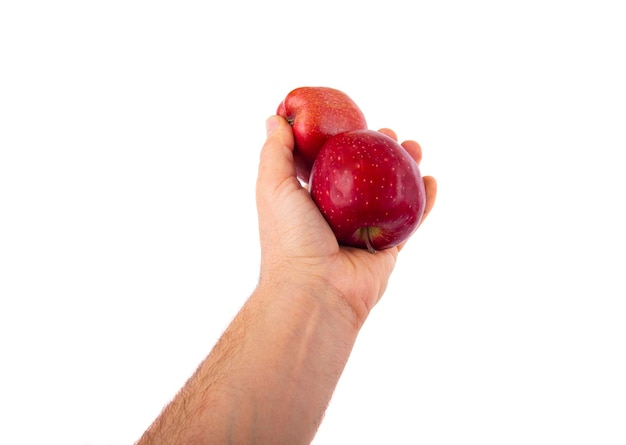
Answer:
[{"xmin": 255, "ymin": 272, "xmax": 364, "ymax": 334}]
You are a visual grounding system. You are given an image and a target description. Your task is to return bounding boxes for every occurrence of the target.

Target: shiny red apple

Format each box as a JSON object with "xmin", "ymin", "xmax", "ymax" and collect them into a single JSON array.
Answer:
[
  {"xmin": 309, "ymin": 129, "xmax": 426, "ymax": 252},
  {"xmin": 277, "ymin": 86, "xmax": 367, "ymax": 183}
]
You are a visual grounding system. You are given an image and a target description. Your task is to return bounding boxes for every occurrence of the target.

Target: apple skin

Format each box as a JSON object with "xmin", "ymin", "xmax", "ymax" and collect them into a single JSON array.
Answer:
[
  {"xmin": 309, "ymin": 129, "xmax": 426, "ymax": 252},
  {"xmin": 277, "ymin": 86, "xmax": 367, "ymax": 183}
]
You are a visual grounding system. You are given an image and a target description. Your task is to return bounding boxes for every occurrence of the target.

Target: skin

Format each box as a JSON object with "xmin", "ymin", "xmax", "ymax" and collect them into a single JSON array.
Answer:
[{"xmin": 136, "ymin": 116, "xmax": 437, "ymax": 445}]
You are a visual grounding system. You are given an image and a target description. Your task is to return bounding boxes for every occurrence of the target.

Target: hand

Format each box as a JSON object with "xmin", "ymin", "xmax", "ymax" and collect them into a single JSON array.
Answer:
[{"xmin": 256, "ymin": 116, "xmax": 437, "ymax": 325}]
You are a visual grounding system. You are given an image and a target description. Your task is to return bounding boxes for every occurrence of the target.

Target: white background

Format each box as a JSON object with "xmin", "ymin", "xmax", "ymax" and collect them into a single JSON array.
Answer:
[{"xmin": 1, "ymin": 1, "xmax": 625, "ymax": 444}]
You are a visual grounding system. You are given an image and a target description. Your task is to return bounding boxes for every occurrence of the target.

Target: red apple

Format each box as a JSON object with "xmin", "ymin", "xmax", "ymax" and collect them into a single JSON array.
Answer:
[
  {"xmin": 309, "ymin": 129, "xmax": 426, "ymax": 252},
  {"xmin": 277, "ymin": 86, "xmax": 367, "ymax": 183}
]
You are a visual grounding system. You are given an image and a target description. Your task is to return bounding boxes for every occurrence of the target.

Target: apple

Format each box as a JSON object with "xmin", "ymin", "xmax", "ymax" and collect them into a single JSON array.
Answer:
[
  {"xmin": 277, "ymin": 86, "xmax": 367, "ymax": 183},
  {"xmin": 309, "ymin": 129, "xmax": 426, "ymax": 252}
]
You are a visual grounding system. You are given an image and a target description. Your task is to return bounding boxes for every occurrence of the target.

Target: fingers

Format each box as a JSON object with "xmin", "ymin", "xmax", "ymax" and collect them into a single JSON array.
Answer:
[
  {"xmin": 378, "ymin": 128, "xmax": 423, "ymax": 165},
  {"xmin": 396, "ymin": 175, "xmax": 437, "ymax": 252},
  {"xmin": 421, "ymin": 175, "xmax": 437, "ymax": 224},
  {"xmin": 257, "ymin": 116, "xmax": 297, "ymax": 197},
  {"xmin": 377, "ymin": 128, "xmax": 397, "ymax": 141},
  {"xmin": 258, "ymin": 119, "xmax": 437, "ymax": 231},
  {"xmin": 401, "ymin": 140, "xmax": 423, "ymax": 165}
]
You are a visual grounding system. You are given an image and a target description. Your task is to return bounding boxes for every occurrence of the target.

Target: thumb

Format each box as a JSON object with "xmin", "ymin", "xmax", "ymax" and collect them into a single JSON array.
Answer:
[{"xmin": 257, "ymin": 115, "xmax": 297, "ymax": 197}]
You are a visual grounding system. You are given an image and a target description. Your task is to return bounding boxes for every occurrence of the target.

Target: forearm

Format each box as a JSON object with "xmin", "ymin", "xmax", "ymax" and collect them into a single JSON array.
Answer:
[{"xmin": 137, "ymin": 280, "xmax": 361, "ymax": 445}]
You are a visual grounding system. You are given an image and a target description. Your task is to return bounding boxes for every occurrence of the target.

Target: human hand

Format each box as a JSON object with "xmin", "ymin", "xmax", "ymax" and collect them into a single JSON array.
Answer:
[
  {"xmin": 135, "ymin": 116, "xmax": 435, "ymax": 445},
  {"xmin": 256, "ymin": 116, "xmax": 437, "ymax": 326}
]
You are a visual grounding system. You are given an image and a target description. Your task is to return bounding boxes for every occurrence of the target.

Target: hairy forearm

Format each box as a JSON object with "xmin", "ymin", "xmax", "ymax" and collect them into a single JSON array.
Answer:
[{"xmin": 136, "ymin": 280, "xmax": 360, "ymax": 445}]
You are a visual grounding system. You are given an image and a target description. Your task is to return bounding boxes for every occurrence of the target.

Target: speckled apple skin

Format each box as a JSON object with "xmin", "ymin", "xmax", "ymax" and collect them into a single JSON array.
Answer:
[
  {"xmin": 277, "ymin": 87, "xmax": 367, "ymax": 183},
  {"xmin": 309, "ymin": 129, "xmax": 426, "ymax": 251}
]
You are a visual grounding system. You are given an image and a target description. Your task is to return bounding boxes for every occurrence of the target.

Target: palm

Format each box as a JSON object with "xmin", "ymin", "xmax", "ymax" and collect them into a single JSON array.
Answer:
[{"xmin": 261, "ymin": 174, "xmax": 399, "ymax": 314}]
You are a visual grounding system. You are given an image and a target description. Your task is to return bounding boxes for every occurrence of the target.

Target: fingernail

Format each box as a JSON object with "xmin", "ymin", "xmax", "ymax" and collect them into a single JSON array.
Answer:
[{"xmin": 265, "ymin": 116, "xmax": 279, "ymax": 136}]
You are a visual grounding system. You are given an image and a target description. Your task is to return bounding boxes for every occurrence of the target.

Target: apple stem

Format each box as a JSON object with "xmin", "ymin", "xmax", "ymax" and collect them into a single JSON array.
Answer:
[{"xmin": 363, "ymin": 227, "xmax": 377, "ymax": 254}]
